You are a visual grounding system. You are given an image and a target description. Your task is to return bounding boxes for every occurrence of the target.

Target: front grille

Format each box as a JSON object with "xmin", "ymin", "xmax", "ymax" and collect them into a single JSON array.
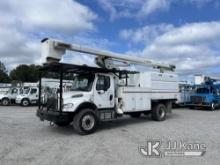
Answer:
[
  {"xmin": 46, "ymin": 97, "xmax": 58, "ymax": 110},
  {"xmin": 191, "ymin": 96, "xmax": 204, "ymax": 104}
]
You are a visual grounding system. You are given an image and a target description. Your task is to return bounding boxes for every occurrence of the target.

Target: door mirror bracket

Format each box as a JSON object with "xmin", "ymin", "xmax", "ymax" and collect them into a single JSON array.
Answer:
[{"xmin": 98, "ymin": 90, "xmax": 105, "ymax": 94}]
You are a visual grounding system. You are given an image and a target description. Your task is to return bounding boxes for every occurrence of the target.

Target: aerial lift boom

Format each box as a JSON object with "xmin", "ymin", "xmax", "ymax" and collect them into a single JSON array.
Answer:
[{"xmin": 41, "ymin": 38, "xmax": 175, "ymax": 72}]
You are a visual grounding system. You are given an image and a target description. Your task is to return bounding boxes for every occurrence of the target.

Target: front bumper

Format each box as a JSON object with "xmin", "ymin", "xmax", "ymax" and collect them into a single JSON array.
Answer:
[
  {"xmin": 187, "ymin": 103, "xmax": 211, "ymax": 107},
  {"xmin": 36, "ymin": 109, "xmax": 72, "ymax": 123},
  {"xmin": 15, "ymin": 99, "xmax": 21, "ymax": 104}
]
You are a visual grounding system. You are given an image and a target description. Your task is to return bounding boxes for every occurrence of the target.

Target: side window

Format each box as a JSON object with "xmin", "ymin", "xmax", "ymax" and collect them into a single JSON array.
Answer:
[
  {"xmin": 30, "ymin": 88, "xmax": 37, "ymax": 94},
  {"xmin": 12, "ymin": 88, "xmax": 18, "ymax": 94},
  {"xmin": 96, "ymin": 75, "xmax": 110, "ymax": 91}
]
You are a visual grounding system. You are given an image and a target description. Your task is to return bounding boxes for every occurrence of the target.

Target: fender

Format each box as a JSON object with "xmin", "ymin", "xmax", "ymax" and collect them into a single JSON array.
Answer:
[
  {"xmin": 75, "ymin": 102, "xmax": 98, "ymax": 114},
  {"xmin": 2, "ymin": 97, "xmax": 10, "ymax": 101},
  {"xmin": 21, "ymin": 98, "xmax": 30, "ymax": 102}
]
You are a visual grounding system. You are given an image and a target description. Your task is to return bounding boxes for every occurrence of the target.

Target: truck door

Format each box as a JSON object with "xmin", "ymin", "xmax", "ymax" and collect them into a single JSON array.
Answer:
[
  {"xmin": 29, "ymin": 88, "xmax": 38, "ymax": 103},
  {"xmin": 10, "ymin": 88, "xmax": 19, "ymax": 101},
  {"xmin": 94, "ymin": 74, "xmax": 114, "ymax": 109}
]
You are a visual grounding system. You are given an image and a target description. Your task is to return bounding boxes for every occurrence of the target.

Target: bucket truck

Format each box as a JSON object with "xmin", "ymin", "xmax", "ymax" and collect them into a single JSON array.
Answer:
[
  {"xmin": 189, "ymin": 75, "xmax": 220, "ymax": 110},
  {"xmin": 36, "ymin": 38, "xmax": 179, "ymax": 135}
]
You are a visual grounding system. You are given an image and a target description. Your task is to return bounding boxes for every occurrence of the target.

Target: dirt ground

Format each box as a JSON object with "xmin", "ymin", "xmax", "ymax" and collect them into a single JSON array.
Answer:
[{"xmin": 0, "ymin": 106, "xmax": 220, "ymax": 165}]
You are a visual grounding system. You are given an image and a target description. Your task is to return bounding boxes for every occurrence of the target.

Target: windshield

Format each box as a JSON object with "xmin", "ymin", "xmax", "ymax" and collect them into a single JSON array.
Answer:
[
  {"xmin": 71, "ymin": 74, "xmax": 95, "ymax": 91},
  {"xmin": 20, "ymin": 88, "xmax": 24, "ymax": 94},
  {"xmin": 196, "ymin": 88, "xmax": 210, "ymax": 94},
  {"xmin": 24, "ymin": 88, "xmax": 30, "ymax": 94},
  {"xmin": 5, "ymin": 89, "xmax": 11, "ymax": 94}
]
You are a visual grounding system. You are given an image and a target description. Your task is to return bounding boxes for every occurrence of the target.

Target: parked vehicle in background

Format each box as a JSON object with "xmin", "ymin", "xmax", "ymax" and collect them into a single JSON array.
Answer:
[
  {"xmin": 175, "ymin": 82, "xmax": 194, "ymax": 106},
  {"xmin": 0, "ymin": 87, "xmax": 26, "ymax": 106},
  {"xmin": 189, "ymin": 76, "xmax": 220, "ymax": 110},
  {"xmin": 15, "ymin": 87, "xmax": 39, "ymax": 106}
]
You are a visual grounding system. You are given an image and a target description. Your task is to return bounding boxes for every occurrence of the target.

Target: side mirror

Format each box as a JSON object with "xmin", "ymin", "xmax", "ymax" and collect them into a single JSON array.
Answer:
[{"xmin": 98, "ymin": 90, "xmax": 105, "ymax": 94}]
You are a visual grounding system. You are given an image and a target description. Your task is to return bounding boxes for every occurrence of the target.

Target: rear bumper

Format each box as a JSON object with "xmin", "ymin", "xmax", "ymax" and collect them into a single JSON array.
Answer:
[
  {"xmin": 36, "ymin": 109, "xmax": 72, "ymax": 122},
  {"xmin": 15, "ymin": 99, "xmax": 21, "ymax": 104}
]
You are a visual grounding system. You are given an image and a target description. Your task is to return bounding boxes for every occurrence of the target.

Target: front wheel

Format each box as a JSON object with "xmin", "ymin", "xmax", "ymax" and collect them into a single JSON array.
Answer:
[
  {"xmin": 73, "ymin": 109, "xmax": 98, "ymax": 135},
  {"xmin": 21, "ymin": 99, "xmax": 30, "ymax": 106},
  {"xmin": 151, "ymin": 103, "xmax": 167, "ymax": 121},
  {"xmin": 2, "ymin": 98, "xmax": 9, "ymax": 106}
]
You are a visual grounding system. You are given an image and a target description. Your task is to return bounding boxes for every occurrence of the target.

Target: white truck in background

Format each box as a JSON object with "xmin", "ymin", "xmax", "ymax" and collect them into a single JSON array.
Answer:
[
  {"xmin": 37, "ymin": 38, "xmax": 179, "ymax": 135},
  {"xmin": 15, "ymin": 86, "xmax": 39, "ymax": 106},
  {"xmin": 175, "ymin": 81, "xmax": 194, "ymax": 106},
  {"xmin": 0, "ymin": 87, "xmax": 20, "ymax": 105},
  {"xmin": 15, "ymin": 79, "xmax": 73, "ymax": 106},
  {"xmin": 0, "ymin": 87, "xmax": 27, "ymax": 106}
]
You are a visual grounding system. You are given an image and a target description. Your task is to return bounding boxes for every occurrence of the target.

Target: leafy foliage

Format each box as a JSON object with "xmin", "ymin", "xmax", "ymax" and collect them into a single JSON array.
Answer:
[
  {"xmin": 0, "ymin": 61, "xmax": 10, "ymax": 83},
  {"xmin": 10, "ymin": 64, "xmax": 41, "ymax": 82}
]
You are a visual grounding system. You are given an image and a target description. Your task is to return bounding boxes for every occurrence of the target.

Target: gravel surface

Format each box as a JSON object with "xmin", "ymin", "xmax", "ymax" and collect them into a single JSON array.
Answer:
[{"xmin": 0, "ymin": 106, "xmax": 220, "ymax": 165}]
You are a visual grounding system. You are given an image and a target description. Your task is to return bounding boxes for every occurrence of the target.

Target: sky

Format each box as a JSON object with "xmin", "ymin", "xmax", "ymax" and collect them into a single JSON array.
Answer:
[{"xmin": 0, "ymin": 0, "xmax": 220, "ymax": 80}]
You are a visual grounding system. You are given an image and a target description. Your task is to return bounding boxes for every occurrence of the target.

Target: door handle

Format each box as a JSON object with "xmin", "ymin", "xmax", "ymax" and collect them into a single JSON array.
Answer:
[
  {"xmin": 98, "ymin": 90, "xmax": 105, "ymax": 94},
  {"xmin": 109, "ymin": 94, "xmax": 113, "ymax": 101}
]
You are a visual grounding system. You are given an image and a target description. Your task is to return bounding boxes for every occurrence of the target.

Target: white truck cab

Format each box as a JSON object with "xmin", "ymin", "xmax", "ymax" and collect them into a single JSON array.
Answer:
[
  {"xmin": 0, "ymin": 87, "xmax": 24, "ymax": 106},
  {"xmin": 61, "ymin": 73, "xmax": 115, "ymax": 112},
  {"xmin": 16, "ymin": 87, "xmax": 39, "ymax": 106}
]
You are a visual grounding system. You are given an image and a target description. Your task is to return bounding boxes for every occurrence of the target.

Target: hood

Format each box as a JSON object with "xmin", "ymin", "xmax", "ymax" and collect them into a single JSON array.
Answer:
[
  {"xmin": 62, "ymin": 91, "xmax": 89, "ymax": 99},
  {"xmin": 0, "ymin": 93, "xmax": 5, "ymax": 99},
  {"xmin": 62, "ymin": 91, "xmax": 92, "ymax": 107},
  {"xmin": 16, "ymin": 94, "xmax": 28, "ymax": 99}
]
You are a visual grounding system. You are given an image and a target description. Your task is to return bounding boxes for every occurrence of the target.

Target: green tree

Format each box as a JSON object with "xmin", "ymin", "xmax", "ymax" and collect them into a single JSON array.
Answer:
[
  {"xmin": 10, "ymin": 64, "xmax": 41, "ymax": 82},
  {"xmin": 0, "ymin": 61, "xmax": 10, "ymax": 83}
]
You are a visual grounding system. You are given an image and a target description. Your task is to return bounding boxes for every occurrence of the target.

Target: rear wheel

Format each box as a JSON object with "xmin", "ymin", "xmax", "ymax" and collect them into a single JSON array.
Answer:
[
  {"xmin": 73, "ymin": 108, "xmax": 98, "ymax": 135},
  {"xmin": 151, "ymin": 103, "xmax": 167, "ymax": 121},
  {"xmin": 2, "ymin": 98, "xmax": 9, "ymax": 106},
  {"xmin": 129, "ymin": 112, "xmax": 141, "ymax": 118},
  {"xmin": 21, "ymin": 99, "xmax": 30, "ymax": 106}
]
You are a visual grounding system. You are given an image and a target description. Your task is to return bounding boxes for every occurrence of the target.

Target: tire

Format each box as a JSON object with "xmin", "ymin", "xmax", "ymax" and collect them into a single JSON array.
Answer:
[
  {"xmin": 2, "ymin": 98, "xmax": 9, "ymax": 106},
  {"xmin": 55, "ymin": 121, "xmax": 71, "ymax": 127},
  {"xmin": 129, "ymin": 112, "xmax": 141, "ymax": 118},
  {"xmin": 21, "ymin": 99, "xmax": 30, "ymax": 107},
  {"xmin": 73, "ymin": 108, "xmax": 98, "ymax": 135},
  {"xmin": 151, "ymin": 103, "xmax": 167, "ymax": 121},
  {"xmin": 210, "ymin": 102, "xmax": 216, "ymax": 111}
]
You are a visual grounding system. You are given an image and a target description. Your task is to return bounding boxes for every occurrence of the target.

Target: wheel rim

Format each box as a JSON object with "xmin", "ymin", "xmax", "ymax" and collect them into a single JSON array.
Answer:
[
  {"xmin": 23, "ymin": 100, "xmax": 28, "ymax": 106},
  {"xmin": 81, "ymin": 114, "xmax": 95, "ymax": 131},
  {"xmin": 211, "ymin": 103, "xmax": 215, "ymax": 110},
  {"xmin": 158, "ymin": 107, "xmax": 165, "ymax": 118},
  {"xmin": 2, "ymin": 100, "xmax": 8, "ymax": 105}
]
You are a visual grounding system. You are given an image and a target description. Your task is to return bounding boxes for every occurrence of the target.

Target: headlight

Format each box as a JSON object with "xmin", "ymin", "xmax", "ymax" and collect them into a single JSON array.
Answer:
[{"xmin": 63, "ymin": 103, "xmax": 74, "ymax": 110}]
